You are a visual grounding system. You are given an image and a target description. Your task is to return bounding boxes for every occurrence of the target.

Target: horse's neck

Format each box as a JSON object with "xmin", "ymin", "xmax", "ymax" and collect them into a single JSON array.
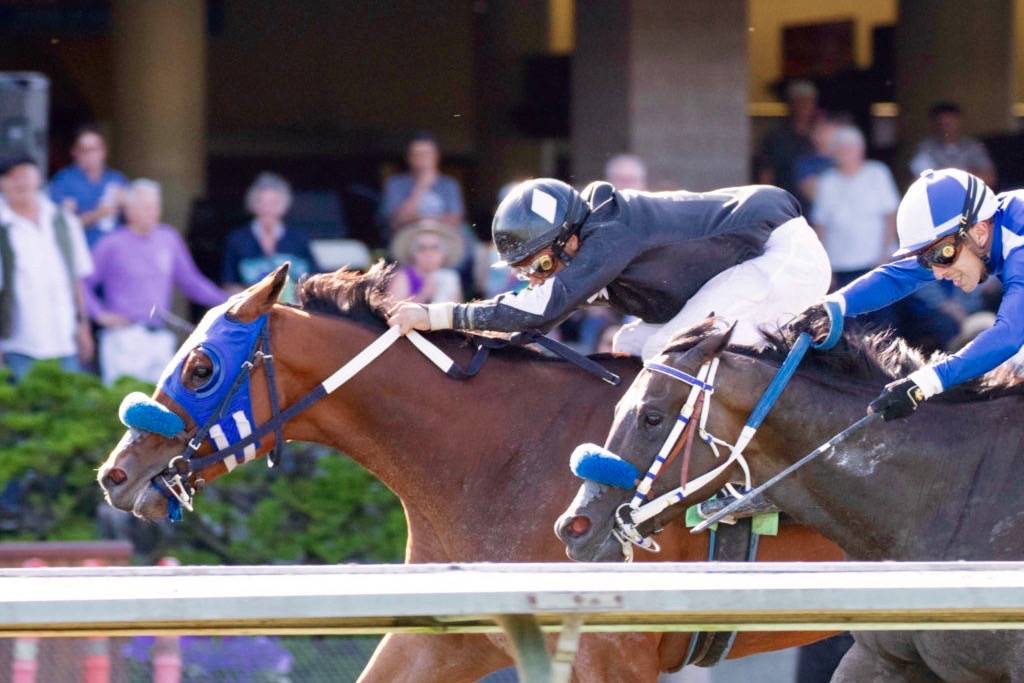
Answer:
[
  {"xmin": 280, "ymin": 314, "xmax": 630, "ymax": 560},
  {"xmin": 738, "ymin": 362, "xmax": 1024, "ymax": 560}
]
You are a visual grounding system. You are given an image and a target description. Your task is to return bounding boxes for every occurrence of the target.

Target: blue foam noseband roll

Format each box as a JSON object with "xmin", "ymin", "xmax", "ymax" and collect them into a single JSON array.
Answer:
[
  {"xmin": 119, "ymin": 391, "xmax": 186, "ymax": 438},
  {"xmin": 570, "ymin": 443, "xmax": 641, "ymax": 490}
]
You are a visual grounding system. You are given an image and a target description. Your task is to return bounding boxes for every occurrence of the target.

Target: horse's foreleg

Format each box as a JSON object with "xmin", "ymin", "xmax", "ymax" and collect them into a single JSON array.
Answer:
[
  {"xmin": 570, "ymin": 633, "xmax": 662, "ymax": 683},
  {"xmin": 357, "ymin": 632, "xmax": 511, "ymax": 683},
  {"xmin": 830, "ymin": 641, "xmax": 941, "ymax": 683}
]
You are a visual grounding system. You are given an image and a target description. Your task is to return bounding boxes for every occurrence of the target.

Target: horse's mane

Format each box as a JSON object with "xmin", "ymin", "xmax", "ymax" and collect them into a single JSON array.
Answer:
[
  {"xmin": 296, "ymin": 261, "xmax": 640, "ymax": 369},
  {"xmin": 298, "ymin": 260, "xmax": 396, "ymax": 329},
  {"xmin": 663, "ymin": 319, "xmax": 1024, "ymax": 402}
]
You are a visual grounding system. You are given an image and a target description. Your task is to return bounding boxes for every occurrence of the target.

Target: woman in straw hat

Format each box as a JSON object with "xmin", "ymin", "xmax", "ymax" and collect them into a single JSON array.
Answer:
[{"xmin": 388, "ymin": 219, "xmax": 464, "ymax": 304}]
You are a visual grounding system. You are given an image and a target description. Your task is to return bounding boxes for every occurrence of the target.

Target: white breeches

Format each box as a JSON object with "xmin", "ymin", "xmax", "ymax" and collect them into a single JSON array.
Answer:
[{"xmin": 612, "ymin": 216, "xmax": 832, "ymax": 361}]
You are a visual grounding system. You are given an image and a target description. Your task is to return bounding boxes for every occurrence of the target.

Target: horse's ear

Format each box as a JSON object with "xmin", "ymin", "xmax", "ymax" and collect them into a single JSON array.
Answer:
[
  {"xmin": 229, "ymin": 263, "xmax": 290, "ymax": 322},
  {"xmin": 661, "ymin": 317, "xmax": 735, "ymax": 365},
  {"xmin": 688, "ymin": 322, "xmax": 734, "ymax": 363}
]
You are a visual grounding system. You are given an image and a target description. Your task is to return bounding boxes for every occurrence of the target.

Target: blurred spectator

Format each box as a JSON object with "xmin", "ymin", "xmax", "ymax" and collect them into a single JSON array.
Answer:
[
  {"xmin": 0, "ymin": 157, "xmax": 93, "ymax": 380},
  {"xmin": 380, "ymin": 132, "xmax": 465, "ymax": 237},
  {"xmin": 388, "ymin": 220, "xmax": 463, "ymax": 303},
  {"xmin": 910, "ymin": 102, "xmax": 997, "ymax": 188},
  {"xmin": 794, "ymin": 114, "xmax": 839, "ymax": 212},
  {"xmin": 222, "ymin": 172, "xmax": 319, "ymax": 301},
  {"xmin": 756, "ymin": 80, "xmax": 818, "ymax": 196},
  {"xmin": 604, "ymin": 154, "xmax": 648, "ymax": 191},
  {"xmin": 84, "ymin": 179, "xmax": 227, "ymax": 385},
  {"xmin": 811, "ymin": 125, "xmax": 899, "ymax": 288},
  {"xmin": 565, "ymin": 157, "xmax": 653, "ymax": 351},
  {"xmin": 595, "ymin": 323, "xmax": 621, "ymax": 354},
  {"xmin": 48, "ymin": 125, "xmax": 128, "ymax": 249}
]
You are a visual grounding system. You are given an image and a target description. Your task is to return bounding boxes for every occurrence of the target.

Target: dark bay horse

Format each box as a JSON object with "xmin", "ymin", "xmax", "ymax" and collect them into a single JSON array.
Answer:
[
  {"xmin": 557, "ymin": 319, "xmax": 1024, "ymax": 681},
  {"xmin": 97, "ymin": 265, "xmax": 842, "ymax": 682}
]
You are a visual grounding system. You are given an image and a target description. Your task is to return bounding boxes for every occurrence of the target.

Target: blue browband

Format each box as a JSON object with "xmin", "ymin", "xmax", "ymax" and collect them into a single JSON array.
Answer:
[{"xmin": 645, "ymin": 364, "xmax": 715, "ymax": 392}]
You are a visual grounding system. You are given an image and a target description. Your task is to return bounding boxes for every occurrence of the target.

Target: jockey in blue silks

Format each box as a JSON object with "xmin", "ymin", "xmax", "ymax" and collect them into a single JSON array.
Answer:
[{"xmin": 793, "ymin": 168, "xmax": 1024, "ymax": 420}]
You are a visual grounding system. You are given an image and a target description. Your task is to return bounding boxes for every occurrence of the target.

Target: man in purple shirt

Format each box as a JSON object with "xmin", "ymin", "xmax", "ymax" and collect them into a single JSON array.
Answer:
[{"xmin": 84, "ymin": 179, "xmax": 226, "ymax": 384}]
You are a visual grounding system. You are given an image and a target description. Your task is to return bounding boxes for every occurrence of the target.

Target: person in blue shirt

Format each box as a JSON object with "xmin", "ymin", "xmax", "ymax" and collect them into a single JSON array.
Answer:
[
  {"xmin": 48, "ymin": 125, "xmax": 128, "ymax": 249},
  {"xmin": 794, "ymin": 168, "xmax": 1022, "ymax": 420},
  {"xmin": 379, "ymin": 131, "xmax": 465, "ymax": 240}
]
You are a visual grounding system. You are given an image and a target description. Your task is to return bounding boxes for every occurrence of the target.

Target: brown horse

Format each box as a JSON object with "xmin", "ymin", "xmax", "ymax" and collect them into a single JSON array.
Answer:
[{"xmin": 98, "ymin": 265, "xmax": 842, "ymax": 682}]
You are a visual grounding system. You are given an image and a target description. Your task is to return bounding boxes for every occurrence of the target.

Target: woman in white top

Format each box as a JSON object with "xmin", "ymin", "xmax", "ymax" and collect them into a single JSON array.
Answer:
[
  {"xmin": 811, "ymin": 124, "xmax": 900, "ymax": 288},
  {"xmin": 388, "ymin": 219, "xmax": 464, "ymax": 304}
]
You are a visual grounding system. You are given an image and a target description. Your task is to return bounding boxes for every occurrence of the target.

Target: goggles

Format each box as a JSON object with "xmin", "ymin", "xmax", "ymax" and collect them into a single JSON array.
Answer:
[
  {"xmin": 916, "ymin": 234, "xmax": 964, "ymax": 270},
  {"xmin": 513, "ymin": 252, "xmax": 559, "ymax": 281}
]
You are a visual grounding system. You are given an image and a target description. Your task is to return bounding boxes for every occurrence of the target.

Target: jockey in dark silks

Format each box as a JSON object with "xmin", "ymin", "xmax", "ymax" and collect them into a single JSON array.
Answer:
[
  {"xmin": 793, "ymin": 168, "xmax": 1024, "ymax": 420},
  {"xmin": 388, "ymin": 178, "xmax": 831, "ymax": 361}
]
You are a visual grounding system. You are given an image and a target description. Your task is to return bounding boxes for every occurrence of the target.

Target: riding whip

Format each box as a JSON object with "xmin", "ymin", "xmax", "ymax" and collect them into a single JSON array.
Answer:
[{"xmin": 691, "ymin": 412, "xmax": 881, "ymax": 534}]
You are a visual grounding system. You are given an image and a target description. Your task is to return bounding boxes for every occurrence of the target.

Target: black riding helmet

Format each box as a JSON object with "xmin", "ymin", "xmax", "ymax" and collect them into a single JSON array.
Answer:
[{"xmin": 492, "ymin": 178, "xmax": 590, "ymax": 267}]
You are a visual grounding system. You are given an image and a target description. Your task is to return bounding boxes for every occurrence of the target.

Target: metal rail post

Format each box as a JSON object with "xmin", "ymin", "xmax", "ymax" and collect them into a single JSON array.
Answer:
[{"xmin": 495, "ymin": 615, "xmax": 553, "ymax": 682}]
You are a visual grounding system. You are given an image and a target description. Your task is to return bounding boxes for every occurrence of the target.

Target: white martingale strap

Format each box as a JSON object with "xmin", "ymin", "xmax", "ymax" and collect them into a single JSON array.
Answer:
[
  {"xmin": 405, "ymin": 330, "xmax": 455, "ymax": 374},
  {"xmin": 322, "ymin": 325, "xmax": 465, "ymax": 397},
  {"xmin": 321, "ymin": 326, "xmax": 403, "ymax": 393}
]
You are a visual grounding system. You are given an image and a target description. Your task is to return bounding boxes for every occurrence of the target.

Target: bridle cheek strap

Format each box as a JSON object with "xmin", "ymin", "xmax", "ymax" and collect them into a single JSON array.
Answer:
[
  {"xmin": 613, "ymin": 359, "xmax": 730, "ymax": 557},
  {"xmin": 617, "ymin": 331, "xmax": 821, "ymax": 549}
]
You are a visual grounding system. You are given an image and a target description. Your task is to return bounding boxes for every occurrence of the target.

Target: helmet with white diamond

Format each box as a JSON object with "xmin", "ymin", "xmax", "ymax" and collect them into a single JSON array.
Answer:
[
  {"xmin": 492, "ymin": 178, "xmax": 589, "ymax": 267},
  {"xmin": 894, "ymin": 168, "xmax": 997, "ymax": 257}
]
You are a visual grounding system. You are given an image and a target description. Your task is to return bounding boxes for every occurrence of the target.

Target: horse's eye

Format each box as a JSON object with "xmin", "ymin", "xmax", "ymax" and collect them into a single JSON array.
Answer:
[
  {"xmin": 192, "ymin": 366, "xmax": 212, "ymax": 381},
  {"xmin": 644, "ymin": 412, "xmax": 663, "ymax": 427}
]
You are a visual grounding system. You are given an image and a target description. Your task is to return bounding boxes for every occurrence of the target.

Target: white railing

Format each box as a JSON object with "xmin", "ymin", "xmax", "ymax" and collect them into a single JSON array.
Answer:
[{"xmin": 3, "ymin": 562, "xmax": 1024, "ymax": 682}]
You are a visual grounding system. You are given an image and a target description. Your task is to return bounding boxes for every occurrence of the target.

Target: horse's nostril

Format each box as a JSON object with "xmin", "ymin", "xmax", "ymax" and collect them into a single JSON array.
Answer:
[
  {"xmin": 566, "ymin": 515, "xmax": 592, "ymax": 538},
  {"xmin": 106, "ymin": 468, "xmax": 128, "ymax": 486}
]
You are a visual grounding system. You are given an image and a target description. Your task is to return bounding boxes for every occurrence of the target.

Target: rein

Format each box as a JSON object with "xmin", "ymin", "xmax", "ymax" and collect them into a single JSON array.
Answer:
[
  {"xmin": 150, "ymin": 320, "xmax": 620, "ymax": 521},
  {"xmin": 611, "ymin": 306, "xmax": 843, "ymax": 557}
]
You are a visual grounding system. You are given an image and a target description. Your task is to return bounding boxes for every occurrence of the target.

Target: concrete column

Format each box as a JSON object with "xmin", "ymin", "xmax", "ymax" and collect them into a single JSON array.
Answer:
[
  {"xmin": 111, "ymin": 0, "xmax": 207, "ymax": 231},
  {"xmin": 473, "ymin": 0, "xmax": 552, "ymax": 214},
  {"xmin": 572, "ymin": 0, "xmax": 749, "ymax": 190},
  {"xmin": 896, "ymin": 0, "xmax": 1014, "ymax": 181}
]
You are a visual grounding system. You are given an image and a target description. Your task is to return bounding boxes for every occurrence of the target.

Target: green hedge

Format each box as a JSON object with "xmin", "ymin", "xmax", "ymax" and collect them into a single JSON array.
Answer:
[{"xmin": 0, "ymin": 362, "xmax": 406, "ymax": 565}]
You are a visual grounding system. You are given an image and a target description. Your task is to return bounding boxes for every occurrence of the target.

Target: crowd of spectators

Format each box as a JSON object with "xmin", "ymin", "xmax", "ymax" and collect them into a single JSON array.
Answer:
[
  {"xmin": 756, "ymin": 81, "xmax": 1001, "ymax": 355},
  {"xmin": 0, "ymin": 127, "xmax": 326, "ymax": 385},
  {"xmin": 0, "ymin": 93, "xmax": 1008, "ymax": 386},
  {"xmin": 0, "ymin": 127, "xmax": 477, "ymax": 386}
]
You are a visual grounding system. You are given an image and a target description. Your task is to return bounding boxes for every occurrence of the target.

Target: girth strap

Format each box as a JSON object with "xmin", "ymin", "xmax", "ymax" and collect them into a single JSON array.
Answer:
[{"xmin": 674, "ymin": 517, "xmax": 760, "ymax": 670}]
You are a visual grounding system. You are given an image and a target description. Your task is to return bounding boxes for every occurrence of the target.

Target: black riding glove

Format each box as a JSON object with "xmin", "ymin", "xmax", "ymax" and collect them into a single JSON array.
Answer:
[
  {"xmin": 789, "ymin": 303, "xmax": 831, "ymax": 343},
  {"xmin": 869, "ymin": 377, "xmax": 926, "ymax": 421}
]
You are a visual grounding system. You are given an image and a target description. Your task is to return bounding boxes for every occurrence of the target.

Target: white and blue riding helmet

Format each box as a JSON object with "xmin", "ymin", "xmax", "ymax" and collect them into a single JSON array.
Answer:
[{"xmin": 893, "ymin": 168, "xmax": 998, "ymax": 257}]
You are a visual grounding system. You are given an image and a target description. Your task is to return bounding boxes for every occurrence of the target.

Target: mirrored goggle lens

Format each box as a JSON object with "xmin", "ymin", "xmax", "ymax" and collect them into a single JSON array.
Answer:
[
  {"xmin": 916, "ymin": 238, "xmax": 960, "ymax": 269},
  {"xmin": 513, "ymin": 254, "xmax": 556, "ymax": 281}
]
